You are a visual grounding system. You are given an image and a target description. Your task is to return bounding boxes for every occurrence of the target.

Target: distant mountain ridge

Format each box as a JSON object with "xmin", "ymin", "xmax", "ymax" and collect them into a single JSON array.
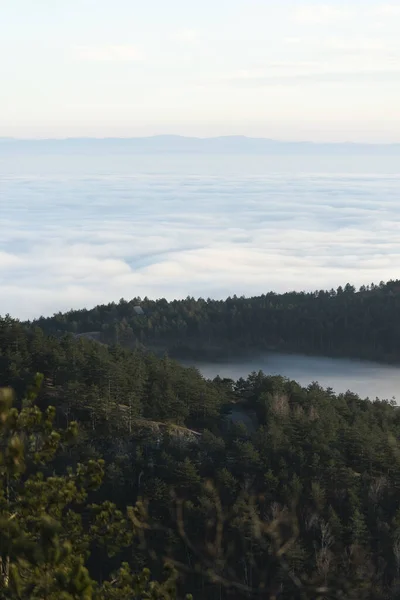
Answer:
[{"xmin": 2, "ymin": 135, "xmax": 400, "ymax": 154}]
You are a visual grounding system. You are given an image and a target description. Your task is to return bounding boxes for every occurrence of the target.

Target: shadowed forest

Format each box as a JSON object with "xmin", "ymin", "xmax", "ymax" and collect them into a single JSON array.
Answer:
[
  {"xmin": 1, "ymin": 281, "xmax": 400, "ymax": 597},
  {"xmin": 35, "ymin": 279, "xmax": 400, "ymax": 363}
]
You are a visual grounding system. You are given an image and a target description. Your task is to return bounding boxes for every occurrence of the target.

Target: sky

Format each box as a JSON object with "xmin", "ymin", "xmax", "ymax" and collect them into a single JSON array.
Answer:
[{"xmin": 1, "ymin": 0, "xmax": 400, "ymax": 142}]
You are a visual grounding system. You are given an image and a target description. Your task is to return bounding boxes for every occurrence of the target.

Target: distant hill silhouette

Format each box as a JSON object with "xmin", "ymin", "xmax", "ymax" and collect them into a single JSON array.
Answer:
[{"xmin": 1, "ymin": 135, "xmax": 400, "ymax": 154}]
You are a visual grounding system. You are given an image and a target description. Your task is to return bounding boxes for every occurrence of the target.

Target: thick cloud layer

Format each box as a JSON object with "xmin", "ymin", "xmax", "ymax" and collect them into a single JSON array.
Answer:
[{"xmin": 1, "ymin": 153, "xmax": 399, "ymax": 319}]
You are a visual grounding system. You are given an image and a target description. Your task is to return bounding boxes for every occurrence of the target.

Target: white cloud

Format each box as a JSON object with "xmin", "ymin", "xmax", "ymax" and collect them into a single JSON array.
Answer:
[
  {"xmin": 234, "ymin": 62, "xmax": 321, "ymax": 77},
  {"xmin": 170, "ymin": 29, "xmax": 198, "ymax": 43},
  {"xmin": 292, "ymin": 5, "xmax": 354, "ymax": 24},
  {"xmin": 323, "ymin": 37, "xmax": 392, "ymax": 53},
  {"xmin": 0, "ymin": 251, "xmax": 22, "ymax": 269},
  {"xmin": 1, "ymin": 154, "xmax": 400, "ymax": 320},
  {"xmin": 292, "ymin": 3, "xmax": 400, "ymax": 25},
  {"xmin": 370, "ymin": 4, "xmax": 400, "ymax": 17},
  {"xmin": 283, "ymin": 37, "xmax": 303, "ymax": 45},
  {"xmin": 73, "ymin": 45, "xmax": 143, "ymax": 62},
  {"xmin": 227, "ymin": 32, "xmax": 400, "ymax": 87},
  {"xmin": 283, "ymin": 35, "xmax": 396, "ymax": 56},
  {"xmin": 227, "ymin": 69, "xmax": 400, "ymax": 86}
]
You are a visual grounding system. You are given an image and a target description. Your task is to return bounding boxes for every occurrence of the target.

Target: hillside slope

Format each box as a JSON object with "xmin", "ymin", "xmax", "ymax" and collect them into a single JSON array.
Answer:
[
  {"xmin": 2, "ymin": 315, "xmax": 400, "ymax": 597},
  {"xmin": 34, "ymin": 279, "xmax": 400, "ymax": 363}
]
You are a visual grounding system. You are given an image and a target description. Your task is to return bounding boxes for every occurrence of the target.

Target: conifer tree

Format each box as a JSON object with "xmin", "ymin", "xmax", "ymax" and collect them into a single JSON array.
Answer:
[{"xmin": 0, "ymin": 378, "xmax": 178, "ymax": 599}]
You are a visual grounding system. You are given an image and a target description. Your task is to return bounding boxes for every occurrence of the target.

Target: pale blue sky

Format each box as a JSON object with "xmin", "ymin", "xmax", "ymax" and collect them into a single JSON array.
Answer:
[{"xmin": 2, "ymin": 0, "xmax": 400, "ymax": 141}]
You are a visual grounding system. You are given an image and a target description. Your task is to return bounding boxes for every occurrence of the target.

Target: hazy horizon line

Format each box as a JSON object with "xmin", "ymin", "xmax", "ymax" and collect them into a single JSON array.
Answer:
[{"xmin": 1, "ymin": 134, "xmax": 400, "ymax": 146}]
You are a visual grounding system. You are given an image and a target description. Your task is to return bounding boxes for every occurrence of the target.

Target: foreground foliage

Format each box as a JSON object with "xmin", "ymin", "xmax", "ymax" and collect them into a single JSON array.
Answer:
[
  {"xmin": 1, "ymin": 316, "xmax": 400, "ymax": 598},
  {"xmin": 0, "ymin": 377, "xmax": 185, "ymax": 599}
]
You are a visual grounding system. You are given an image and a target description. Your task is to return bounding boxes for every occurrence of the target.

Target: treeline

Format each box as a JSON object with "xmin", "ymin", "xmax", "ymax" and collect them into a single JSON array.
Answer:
[
  {"xmin": 33, "ymin": 279, "xmax": 400, "ymax": 363},
  {"xmin": 2, "ymin": 315, "xmax": 400, "ymax": 598}
]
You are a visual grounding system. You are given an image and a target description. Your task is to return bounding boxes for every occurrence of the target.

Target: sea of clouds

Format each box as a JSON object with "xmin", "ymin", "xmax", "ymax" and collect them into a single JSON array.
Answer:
[{"xmin": 1, "ymin": 152, "xmax": 399, "ymax": 320}]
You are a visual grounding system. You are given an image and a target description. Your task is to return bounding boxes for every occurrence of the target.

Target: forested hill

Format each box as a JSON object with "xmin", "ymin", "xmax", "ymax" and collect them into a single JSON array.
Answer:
[
  {"xmin": 33, "ymin": 279, "xmax": 400, "ymax": 363},
  {"xmin": 0, "ymin": 315, "xmax": 224, "ymax": 432},
  {"xmin": 3, "ymin": 315, "xmax": 400, "ymax": 598}
]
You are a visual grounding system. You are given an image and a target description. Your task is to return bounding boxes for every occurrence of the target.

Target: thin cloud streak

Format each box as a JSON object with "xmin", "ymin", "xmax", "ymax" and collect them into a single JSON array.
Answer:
[
  {"xmin": 228, "ymin": 70, "xmax": 400, "ymax": 86},
  {"xmin": 371, "ymin": 4, "xmax": 400, "ymax": 16},
  {"xmin": 73, "ymin": 44, "xmax": 144, "ymax": 62},
  {"xmin": 170, "ymin": 29, "xmax": 199, "ymax": 43},
  {"xmin": 292, "ymin": 5, "xmax": 355, "ymax": 24}
]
